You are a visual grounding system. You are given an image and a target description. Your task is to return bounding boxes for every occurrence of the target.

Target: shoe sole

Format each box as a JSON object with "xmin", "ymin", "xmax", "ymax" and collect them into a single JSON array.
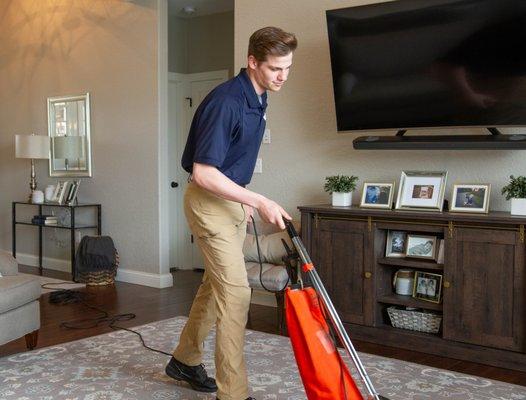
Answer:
[{"xmin": 165, "ymin": 363, "xmax": 217, "ymax": 393}]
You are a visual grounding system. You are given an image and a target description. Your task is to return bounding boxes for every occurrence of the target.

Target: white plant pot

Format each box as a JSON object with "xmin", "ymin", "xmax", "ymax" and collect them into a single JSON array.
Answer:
[
  {"xmin": 511, "ymin": 198, "xmax": 526, "ymax": 216},
  {"xmin": 332, "ymin": 192, "xmax": 352, "ymax": 207}
]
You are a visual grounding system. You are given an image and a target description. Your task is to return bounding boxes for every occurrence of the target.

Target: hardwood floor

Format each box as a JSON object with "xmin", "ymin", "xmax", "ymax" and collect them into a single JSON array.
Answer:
[{"xmin": 1, "ymin": 267, "xmax": 525, "ymax": 386}]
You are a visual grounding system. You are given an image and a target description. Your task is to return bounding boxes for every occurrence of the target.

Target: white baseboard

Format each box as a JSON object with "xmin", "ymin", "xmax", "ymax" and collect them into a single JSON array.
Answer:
[
  {"xmin": 11, "ymin": 251, "xmax": 173, "ymax": 289},
  {"xmin": 14, "ymin": 252, "xmax": 71, "ymax": 273},
  {"xmin": 116, "ymin": 268, "xmax": 173, "ymax": 289},
  {"xmin": 251, "ymin": 289, "xmax": 277, "ymax": 307}
]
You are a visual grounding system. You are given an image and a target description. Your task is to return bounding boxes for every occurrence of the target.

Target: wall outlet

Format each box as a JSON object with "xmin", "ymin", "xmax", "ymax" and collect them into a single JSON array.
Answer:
[
  {"xmin": 254, "ymin": 158, "xmax": 262, "ymax": 173},
  {"xmin": 263, "ymin": 129, "xmax": 271, "ymax": 144}
]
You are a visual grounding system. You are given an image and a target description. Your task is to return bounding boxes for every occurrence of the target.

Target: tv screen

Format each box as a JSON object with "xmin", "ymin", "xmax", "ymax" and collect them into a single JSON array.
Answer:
[{"xmin": 326, "ymin": 0, "xmax": 526, "ymax": 131}]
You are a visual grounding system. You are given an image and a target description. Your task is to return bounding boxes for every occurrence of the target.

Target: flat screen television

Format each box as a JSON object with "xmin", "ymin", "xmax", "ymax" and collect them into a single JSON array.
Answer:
[{"xmin": 326, "ymin": 0, "xmax": 526, "ymax": 132}]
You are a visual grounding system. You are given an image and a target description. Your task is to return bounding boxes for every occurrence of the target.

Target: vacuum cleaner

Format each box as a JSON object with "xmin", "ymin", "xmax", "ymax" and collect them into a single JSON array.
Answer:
[{"xmin": 282, "ymin": 219, "xmax": 390, "ymax": 400}]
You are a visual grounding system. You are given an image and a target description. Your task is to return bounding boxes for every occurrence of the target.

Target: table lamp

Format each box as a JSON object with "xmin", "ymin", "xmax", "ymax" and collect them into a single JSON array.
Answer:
[
  {"xmin": 15, "ymin": 134, "xmax": 50, "ymax": 202},
  {"xmin": 52, "ymin": 136, "xmax": 85, "ymax": 170}
]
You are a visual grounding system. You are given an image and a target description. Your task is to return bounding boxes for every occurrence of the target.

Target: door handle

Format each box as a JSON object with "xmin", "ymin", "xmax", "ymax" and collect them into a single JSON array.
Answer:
[{"xmin": 171, "ymin": 181, "xmax": 179, "ymax": 188}]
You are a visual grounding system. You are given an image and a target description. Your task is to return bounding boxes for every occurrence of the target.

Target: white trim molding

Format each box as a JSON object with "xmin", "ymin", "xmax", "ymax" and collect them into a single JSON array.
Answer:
[
  {"xmin": 14, "ymin": 252, "xmax": 71, "ymax": 273},
  {"xmin": 116, "ymin": 268, "xmax": 174, "ymax": 289}
]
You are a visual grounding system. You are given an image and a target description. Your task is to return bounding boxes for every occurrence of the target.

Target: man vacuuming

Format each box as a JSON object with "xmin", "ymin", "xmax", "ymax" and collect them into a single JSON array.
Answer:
[{"xmin": 165, "ymin": 27, "xmax": 297, "ymax": 400}]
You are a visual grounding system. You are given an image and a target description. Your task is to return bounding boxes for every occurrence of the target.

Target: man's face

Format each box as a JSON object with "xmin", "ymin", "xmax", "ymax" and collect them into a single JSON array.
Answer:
[{"xmin": 248, "ymin": 53, "xmax": 293, "ymax": 93}]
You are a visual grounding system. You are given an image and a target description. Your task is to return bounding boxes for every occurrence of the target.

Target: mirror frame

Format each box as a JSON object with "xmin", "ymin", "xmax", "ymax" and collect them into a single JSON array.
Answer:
[{"xmin": 47, "ymin": 93, "xmax": 92, "ymax": 177}]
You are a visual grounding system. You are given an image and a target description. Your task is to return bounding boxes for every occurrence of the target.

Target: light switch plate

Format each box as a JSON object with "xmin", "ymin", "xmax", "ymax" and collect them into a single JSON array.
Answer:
[{"xmin": 254, "ymin": 158, "xmax": 262, "ymax": 173}]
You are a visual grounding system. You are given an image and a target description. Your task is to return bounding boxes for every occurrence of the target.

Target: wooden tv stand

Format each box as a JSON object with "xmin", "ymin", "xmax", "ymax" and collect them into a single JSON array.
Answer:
[{"xmin": 299, "ymin": 205, "xmax": 526, "ymax": 371}]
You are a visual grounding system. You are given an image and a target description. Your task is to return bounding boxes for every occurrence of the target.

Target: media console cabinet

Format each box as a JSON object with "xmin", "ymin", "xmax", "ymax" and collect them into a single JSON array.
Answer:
[{"xmin": 299, "ymin": 205, "xmax": 526, "ymax": 371}]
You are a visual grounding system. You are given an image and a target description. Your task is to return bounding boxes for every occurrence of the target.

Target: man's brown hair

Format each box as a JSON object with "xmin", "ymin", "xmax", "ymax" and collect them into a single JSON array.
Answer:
[{"xmin": 248, "ymin": 27, "xmax": 298, "ymax": 62}]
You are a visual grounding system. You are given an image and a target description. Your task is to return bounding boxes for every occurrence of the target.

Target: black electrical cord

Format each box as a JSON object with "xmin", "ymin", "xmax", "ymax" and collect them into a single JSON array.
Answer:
[
  {"xmin": 251, "ymin": 215, "xmax": 290, "ymax": 293},
  {"xmin": 46, "ymin": 286, "xmax": 171, "ymax": 357}
]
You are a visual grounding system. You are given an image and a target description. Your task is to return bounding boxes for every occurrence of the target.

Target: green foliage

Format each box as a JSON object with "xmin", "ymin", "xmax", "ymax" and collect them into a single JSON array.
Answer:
[
  {"xmin": 324, "ymin": 175, "xmax": 358, "ymax": 194},
  {"xmin": 501, "ymin": 175, "xmax": 526, "ymax": 200}
]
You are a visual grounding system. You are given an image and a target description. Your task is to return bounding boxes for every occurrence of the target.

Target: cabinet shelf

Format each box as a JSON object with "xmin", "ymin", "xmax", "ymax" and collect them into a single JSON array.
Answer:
[
  {"xmin": 377, "ymin": 293, "xmax": 443, "ymax": 311},
  {"xmin": 377, "ymin": 257, "xmax": 444, "ymax": 271}
]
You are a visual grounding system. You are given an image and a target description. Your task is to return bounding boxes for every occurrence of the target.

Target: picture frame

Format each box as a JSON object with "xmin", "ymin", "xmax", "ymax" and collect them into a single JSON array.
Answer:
[
  {"xmin": 405, "ymin": 234, "xmax": 437, "ymax": 260},
  {"xmin": 67, "ymin": 180, "xmax": 81, "ymax": 205},
  {"xmin": 360, "ymin": 182, "xmax": 395, "ymax": 209},
  {"xmin": 413, "ymin": 271, "xmax": 443, "ymax": 303},
  {"xmin": 385, "ymin": 230, "xmax": 407, "ymax": 258},
  {"xmin": 450, "ymin": 183, "xmax": 491, "ymax": 214},
  {"xmin": 50, "ymin": 180, "xmax": 70, "ymax": 204},
  {"xmin": 395, "ymin": 171, "xmax": 448, "ymax": 212}
]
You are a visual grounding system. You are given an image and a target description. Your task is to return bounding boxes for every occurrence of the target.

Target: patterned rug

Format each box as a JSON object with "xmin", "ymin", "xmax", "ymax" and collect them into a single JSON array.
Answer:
[{"xmin": 0, "ymin": 317, "xmax": 524, "ymax": 400}]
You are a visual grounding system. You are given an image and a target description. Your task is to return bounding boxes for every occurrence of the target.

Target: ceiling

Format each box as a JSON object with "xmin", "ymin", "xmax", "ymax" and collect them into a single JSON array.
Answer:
[{"xmin": 168, "ymin": 0, "xmax": 234, "ymax": 18}]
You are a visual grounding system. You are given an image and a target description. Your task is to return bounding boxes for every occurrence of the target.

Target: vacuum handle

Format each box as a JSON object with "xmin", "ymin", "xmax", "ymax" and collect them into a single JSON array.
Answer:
[{"xmin": 284, "ymin": 218, "xmax": 299, "ymax": 239}]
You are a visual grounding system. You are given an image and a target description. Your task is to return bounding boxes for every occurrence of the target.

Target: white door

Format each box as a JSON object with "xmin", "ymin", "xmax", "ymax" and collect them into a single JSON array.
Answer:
[{"xmin": 168, "ymin": 70, "xmax": 229, "ymax": 270}]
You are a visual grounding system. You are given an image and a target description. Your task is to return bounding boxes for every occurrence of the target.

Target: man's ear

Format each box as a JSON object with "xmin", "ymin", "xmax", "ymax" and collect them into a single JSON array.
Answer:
[{"xmin": 247, "ymin": 55, "xmax": 259, "ymax": 70}]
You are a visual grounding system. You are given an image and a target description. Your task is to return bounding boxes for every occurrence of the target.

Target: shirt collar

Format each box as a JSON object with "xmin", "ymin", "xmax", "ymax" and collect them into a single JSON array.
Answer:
[{"xmin": 238, "ymin": 68, "xmax": 267, "ymax": 110}]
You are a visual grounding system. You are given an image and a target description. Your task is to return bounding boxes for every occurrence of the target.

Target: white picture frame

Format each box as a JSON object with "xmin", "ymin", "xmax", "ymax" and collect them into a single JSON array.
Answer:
[
  {"xmin": 450, "ymin": 183, "xmax": 491, "ymax": 214},
  {"xmin": 360, "ymin": 182, "xmax": 395, "ymax": 209},
  {"xmin": 395, "ymin": 171, "xmax": 447, "ymax": 212},
  {"xmin": 405, "ymin": 234, "xmax": 437, "ymax": 260}
]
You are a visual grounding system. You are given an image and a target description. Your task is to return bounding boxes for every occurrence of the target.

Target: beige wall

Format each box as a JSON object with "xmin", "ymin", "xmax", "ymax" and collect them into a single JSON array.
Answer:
[
  {"xmin": 235, "ymin": 0, "xmax": 525, "ymax": 217},
  {"xmin": 169, "ymin": 12, "xmax": 234, "ymax": 76},
  {"xmin": 0, "ymin": 1, "xmax": 161, "ymax": 276}
]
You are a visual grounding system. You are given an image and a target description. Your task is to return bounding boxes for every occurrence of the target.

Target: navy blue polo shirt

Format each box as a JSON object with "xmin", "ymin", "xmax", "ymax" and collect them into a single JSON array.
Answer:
[{"xmin": 181, "ymin": 69, "xmax": 267, "ymax": 186}]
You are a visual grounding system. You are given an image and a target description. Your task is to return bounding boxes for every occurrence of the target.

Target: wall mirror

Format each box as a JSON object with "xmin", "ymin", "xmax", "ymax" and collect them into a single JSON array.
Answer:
[{"xmin": 47, "ymin": 93, "xmax": 92, "ymax": 177}]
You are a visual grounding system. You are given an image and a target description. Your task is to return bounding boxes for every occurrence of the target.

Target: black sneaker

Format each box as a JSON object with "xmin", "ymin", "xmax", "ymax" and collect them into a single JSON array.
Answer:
[{"xmin": 165, "ymin": 356, "xmax": 217, "ymax": 393}]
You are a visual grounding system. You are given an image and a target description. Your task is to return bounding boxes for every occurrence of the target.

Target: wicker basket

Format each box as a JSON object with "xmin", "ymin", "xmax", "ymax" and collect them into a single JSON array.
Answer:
[
  {"xmin": 387, "ymin": 306, "xmax": 442, "ymax": 334},
  {"xmin": 77, "ymin": 252, "xmax": 119, "ymax": 286}
]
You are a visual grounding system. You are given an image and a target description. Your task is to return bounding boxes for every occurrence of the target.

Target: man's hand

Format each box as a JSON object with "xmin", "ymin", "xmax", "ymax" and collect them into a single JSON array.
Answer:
[{"xmin": 256, "ymin": 198, "xmax": 291, "ymax": 230}]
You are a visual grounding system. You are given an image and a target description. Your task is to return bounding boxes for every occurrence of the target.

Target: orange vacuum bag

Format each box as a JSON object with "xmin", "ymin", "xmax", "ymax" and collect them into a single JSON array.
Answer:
[{"xmin": 285, "ymin": 287, "xmax": 364, "ymax": 400}]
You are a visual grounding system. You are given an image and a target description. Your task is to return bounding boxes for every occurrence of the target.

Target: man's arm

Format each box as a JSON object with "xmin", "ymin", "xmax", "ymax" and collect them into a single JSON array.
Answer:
[{"xmin": 192, "ymin": 162, "xmax": 291, "ymax": 229}]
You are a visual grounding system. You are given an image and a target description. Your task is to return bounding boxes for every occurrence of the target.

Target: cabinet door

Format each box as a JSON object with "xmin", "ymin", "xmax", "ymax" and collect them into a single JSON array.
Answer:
[
  {"xmin": 444, "ymin": 228, "xmax": 525, "ymax": 352},
  {"xmin": 310, "ymin": 218, "xmax": 372, "ymax": 325}
]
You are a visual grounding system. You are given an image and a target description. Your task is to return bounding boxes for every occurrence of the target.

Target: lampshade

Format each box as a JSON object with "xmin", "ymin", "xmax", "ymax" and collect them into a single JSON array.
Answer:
[
  {"xmin": 15, "ymin": 134, "xmax": 50, "ymax": 159},
  {"xmin": 53, "ymin": 136, "xmax": 85, "ymax": 159}
]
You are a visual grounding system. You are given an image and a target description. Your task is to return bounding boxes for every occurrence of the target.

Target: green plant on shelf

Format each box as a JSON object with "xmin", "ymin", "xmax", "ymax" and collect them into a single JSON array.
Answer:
[
  {"xmin": 501, "ymin": 175, "xmax": 526, "ymax": 200},
  {"xmin": 324, "ymin": 175, "xmax": 358, "ymax": 194}
]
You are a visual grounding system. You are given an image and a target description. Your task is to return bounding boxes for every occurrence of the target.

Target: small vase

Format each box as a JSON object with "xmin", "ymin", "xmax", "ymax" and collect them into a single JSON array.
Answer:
[
  {"xmin": 511, "ymin": 198, "xmax": 526, "ymax": 216},
  {"xmin": 332, "ymin": 192, "xmax": 352, "ymax": 207}
]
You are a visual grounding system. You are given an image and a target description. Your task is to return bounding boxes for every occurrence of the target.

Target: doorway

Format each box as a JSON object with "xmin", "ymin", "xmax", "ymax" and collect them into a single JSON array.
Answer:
[{"xmin": 166, "ymin": 2, "xmax": 234, "ymax": 271}]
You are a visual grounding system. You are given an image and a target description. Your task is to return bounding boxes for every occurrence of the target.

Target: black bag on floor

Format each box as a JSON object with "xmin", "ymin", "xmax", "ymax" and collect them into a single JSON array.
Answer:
[{"xmin": 74, "ymin": 236, "xmax": 119, "ymax": 285}]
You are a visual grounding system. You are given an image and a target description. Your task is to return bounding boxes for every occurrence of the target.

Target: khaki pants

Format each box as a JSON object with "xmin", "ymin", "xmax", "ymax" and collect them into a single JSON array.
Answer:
[{"xmin": 173, "ymin": 182, "xmax": 250, "ymax": 400}]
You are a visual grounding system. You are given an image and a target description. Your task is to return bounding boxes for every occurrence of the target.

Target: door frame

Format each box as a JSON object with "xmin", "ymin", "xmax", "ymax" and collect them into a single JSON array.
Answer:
[{"xmin": 167, "ymin": 69, "xmax": 229, "ymax": 271}]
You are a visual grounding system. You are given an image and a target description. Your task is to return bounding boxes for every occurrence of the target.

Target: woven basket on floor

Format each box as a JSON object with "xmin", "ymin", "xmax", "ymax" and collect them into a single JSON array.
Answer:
[
  {"xmin": 77, "ymin": 252, "xmax": 119, "ymax": 286},
  {"xmin": 387, "ymin": 306, "xmax": 442, "ymax": 334}
]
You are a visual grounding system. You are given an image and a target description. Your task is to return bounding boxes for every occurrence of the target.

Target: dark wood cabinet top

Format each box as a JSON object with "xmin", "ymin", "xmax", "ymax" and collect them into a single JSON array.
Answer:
[{"xmin": 298, "ymin": 204, "xmax": 526, "ymax": 225}]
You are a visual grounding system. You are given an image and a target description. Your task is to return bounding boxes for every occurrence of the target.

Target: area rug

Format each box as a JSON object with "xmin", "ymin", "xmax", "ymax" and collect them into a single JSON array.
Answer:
[
  {"xmin": 0, "ymin": 317, "xmax": 524, "ymax": 400},
  {"xmin": 20, "ymin": 273, "xmax": 86, "ymax": 294}
]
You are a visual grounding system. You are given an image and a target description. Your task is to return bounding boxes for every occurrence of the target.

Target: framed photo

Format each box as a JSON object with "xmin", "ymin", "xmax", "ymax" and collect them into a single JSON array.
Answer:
[
  {"xmin": 450, "ymin": 184, "xmax": 490, "ymax": 214},
  {"xmin": 413, "ymin": 271, "xmax": 443, "ymax": 303},
  {"xmin": 385, "ymin": 230, "xmax": 407, "ymax": 258},
  {"xmin": 360, "ymin": 182, "xmax": 395, "ymax": 209},
  {"xmin": 405, "ymin": 234, "xmax": 437, "ymax": 260},
  {"xmin": 395, "ymin": 171, "xmax": 447, "ymax": 212},
  {"xmin": 67, "ymin": 180, "xmax": 81, "ymax": 205},
  {"xmin": 50, "ymin": 180, "xmax": 70, "ymax": 204}
]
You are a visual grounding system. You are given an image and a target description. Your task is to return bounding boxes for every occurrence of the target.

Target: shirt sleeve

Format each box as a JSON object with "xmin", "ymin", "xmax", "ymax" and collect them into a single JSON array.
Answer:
[{"xmin": 192, "ymin": 97, "xmax": 239, "ymax": 168}]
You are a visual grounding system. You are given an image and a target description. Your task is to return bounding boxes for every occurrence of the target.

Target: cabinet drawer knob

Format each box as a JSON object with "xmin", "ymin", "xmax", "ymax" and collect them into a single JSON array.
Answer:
[
  {"xmin": 443, "ymin": 281, "xmax": 451, "ymax": 288},
  {"xmin": 364, "ymin": 272, "xmax": 372, "ymax": 279}
]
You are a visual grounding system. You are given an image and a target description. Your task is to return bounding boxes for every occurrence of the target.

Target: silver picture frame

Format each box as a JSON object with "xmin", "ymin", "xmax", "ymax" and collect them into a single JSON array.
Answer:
[
  {"xmin": 395, "ymin": 171, "xmax": 447, "ymax": 212},
  {"xmin": 450, "ymin": 183, "xmax": 491, "ymax": 214}
]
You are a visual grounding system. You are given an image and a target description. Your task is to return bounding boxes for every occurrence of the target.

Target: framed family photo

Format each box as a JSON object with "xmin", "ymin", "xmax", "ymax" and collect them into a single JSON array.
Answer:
[
  {"xmin": 360, "ymin": 182, "xmax": 395, "ymax": 209},
  {"xmin": 413, "ymin": 271, "xmax": 443, "ymax": 303},
  {"xmin": 395, "ymin": 171, "xmax": 447, "ymax": 212},
  {"xmin": 450, "ymin": 184, "xmax": 490, "ymax": 214},
  {"xmin": 405, "ymin": 234, "xmax": 437, "ymax": 260},
  {"xmin": 385, "ymin": 230, "xmax": 407, "ymax": 258}
]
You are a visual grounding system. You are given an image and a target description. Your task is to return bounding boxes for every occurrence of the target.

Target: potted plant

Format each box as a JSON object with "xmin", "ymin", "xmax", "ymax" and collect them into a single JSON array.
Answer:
[
  {"xmin": 501, "ymin": 175, "xmax": 526, "ymax": 216},
  {"xmin": 324, "ymin": 175, "xmax": 358, "ymax": 206}
]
